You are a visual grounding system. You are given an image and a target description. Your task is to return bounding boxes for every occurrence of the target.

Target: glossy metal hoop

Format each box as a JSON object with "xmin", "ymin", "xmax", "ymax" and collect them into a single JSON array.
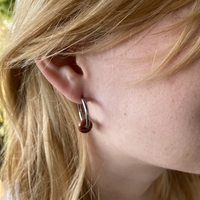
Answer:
[{"xmin": 78, "ymin": 98, "xmax": 92, "ymax": 133}]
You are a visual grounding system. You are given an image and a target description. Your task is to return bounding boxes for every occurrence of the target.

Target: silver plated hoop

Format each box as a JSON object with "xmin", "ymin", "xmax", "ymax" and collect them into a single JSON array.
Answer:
[{"xmin": 78, "ymin": 98, "xmax": 92, "ymax": 133}]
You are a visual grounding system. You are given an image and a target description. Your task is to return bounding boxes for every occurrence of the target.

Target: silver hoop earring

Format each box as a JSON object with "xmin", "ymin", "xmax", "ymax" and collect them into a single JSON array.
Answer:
[{"xmin": 78, "ymin": 98, "xmax": 93, "ymax": 133}]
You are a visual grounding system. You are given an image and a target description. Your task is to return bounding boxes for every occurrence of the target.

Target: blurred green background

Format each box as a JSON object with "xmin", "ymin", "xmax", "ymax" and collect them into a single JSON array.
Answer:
[
  {"xmin": 0, "ymin": 0, "xmax": 15, "ymax": 18},
  {"xmin": 0, "ymin": 0, "xmax": 15, "ymax": 157},
  {"xmin": 0, "ymin": 0, "xmax": 15, "ymax": 42}
]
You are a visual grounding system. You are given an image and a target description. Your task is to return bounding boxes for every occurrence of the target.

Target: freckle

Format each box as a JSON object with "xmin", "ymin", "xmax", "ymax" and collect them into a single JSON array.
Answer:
[{"xmin": 124, "ymin": 113, "xmax": 126, "ymax": 116}]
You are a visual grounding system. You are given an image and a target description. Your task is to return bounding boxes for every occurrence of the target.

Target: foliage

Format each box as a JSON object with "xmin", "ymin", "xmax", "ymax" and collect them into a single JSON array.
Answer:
[
  {"xmin": 0, "ymin": 0, "xmax": 15, "ymax": 18},
  {"xmin": 0, "ymin": 0, "xmax": 13, "ymax": 159},
  {"xmin": 0, "ymin": 112, "xmax": 3, "ymax": 134},
  {"xmin": 0, "ymin": 111, "xmax": 5, "ymax": 167}
]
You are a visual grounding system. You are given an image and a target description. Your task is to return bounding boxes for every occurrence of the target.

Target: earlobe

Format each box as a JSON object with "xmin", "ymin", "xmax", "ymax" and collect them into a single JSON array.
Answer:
[{"xmin": 35, "ymin": 56, "xmax": 84, "ymax": 104}]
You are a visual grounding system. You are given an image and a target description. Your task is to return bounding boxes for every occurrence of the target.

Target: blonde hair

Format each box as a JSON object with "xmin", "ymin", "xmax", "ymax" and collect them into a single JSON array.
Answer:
[{"xmin": 1, "ymin": 0, "xmax": 200, "ymax": 199}]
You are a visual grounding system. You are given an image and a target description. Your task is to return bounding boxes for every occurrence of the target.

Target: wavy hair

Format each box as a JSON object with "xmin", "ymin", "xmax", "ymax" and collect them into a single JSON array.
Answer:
[{"xmin": 1, "ymin": 0, "xmax": 200, "ymax": 199}]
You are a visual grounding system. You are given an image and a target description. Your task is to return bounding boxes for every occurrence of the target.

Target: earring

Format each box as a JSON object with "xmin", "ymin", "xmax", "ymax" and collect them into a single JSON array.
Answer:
[{"xmin": 78, "ymin": 98, "xmax": 93, "ymax": 133}]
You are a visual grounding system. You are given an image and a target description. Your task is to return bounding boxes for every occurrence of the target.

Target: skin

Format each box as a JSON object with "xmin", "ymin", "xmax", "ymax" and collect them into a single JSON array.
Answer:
[
  {"xmin": 78, "ymin": 13, "xmax": 200, "ymax": 200},
  {"xmin": 37, "ymin": 7, "xmax": 200, "ymax": 200}
]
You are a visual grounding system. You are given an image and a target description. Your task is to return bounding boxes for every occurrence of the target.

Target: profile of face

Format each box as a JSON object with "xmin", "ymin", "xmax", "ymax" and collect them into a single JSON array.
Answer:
[
  {"xmin": 37, "ymin": 8, "xmax": 200, "ymax": 175},
  {"xmin": 78, "ymin": 13, "xmax": 200, "ymax": 175}
]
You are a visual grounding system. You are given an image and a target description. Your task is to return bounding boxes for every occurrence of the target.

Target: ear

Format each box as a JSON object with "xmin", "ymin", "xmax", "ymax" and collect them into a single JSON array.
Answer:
[{"xmin": 35, "ymin": 55, "xmax": 84, "ymax": 104}]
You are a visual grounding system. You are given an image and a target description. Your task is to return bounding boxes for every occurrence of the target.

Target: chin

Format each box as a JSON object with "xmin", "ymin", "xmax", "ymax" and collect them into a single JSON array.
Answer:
[{"xmin": 167, "ymin": 162, "xmax": 200, "ymax": 175}]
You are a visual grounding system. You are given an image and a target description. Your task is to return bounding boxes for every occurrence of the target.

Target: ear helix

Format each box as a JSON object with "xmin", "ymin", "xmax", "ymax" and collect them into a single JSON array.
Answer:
[{"xmin": 78, "ymin": 98, "xmax": 93, "ymax": 133}]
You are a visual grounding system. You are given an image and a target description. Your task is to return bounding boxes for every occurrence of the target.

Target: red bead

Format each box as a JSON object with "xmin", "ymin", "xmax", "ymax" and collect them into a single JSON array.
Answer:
[{"xmin": 78, "ymin": 119, "xmax": 93, "ymax": 133}]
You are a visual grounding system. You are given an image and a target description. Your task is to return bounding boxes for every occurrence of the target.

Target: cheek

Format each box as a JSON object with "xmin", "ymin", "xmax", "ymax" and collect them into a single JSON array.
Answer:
[
  {"xmin": 102, "ymin": 69, "xmax": 200, "ymax": 173},
  {"xmin": 83, "ymin": 40, "xmax": 200, "ymax": 173}
]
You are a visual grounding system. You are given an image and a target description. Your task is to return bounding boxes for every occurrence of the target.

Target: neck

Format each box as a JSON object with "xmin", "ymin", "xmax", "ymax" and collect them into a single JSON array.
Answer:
[{"xmin": 86, "ymin": 133, "xmax": 164, "ymax": 200}]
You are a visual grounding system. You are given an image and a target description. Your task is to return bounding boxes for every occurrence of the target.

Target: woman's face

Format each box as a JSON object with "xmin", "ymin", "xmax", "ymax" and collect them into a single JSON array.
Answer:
[{"xmin": 77, "ymin": 11, "xmax": 200, "ymax": 174}]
